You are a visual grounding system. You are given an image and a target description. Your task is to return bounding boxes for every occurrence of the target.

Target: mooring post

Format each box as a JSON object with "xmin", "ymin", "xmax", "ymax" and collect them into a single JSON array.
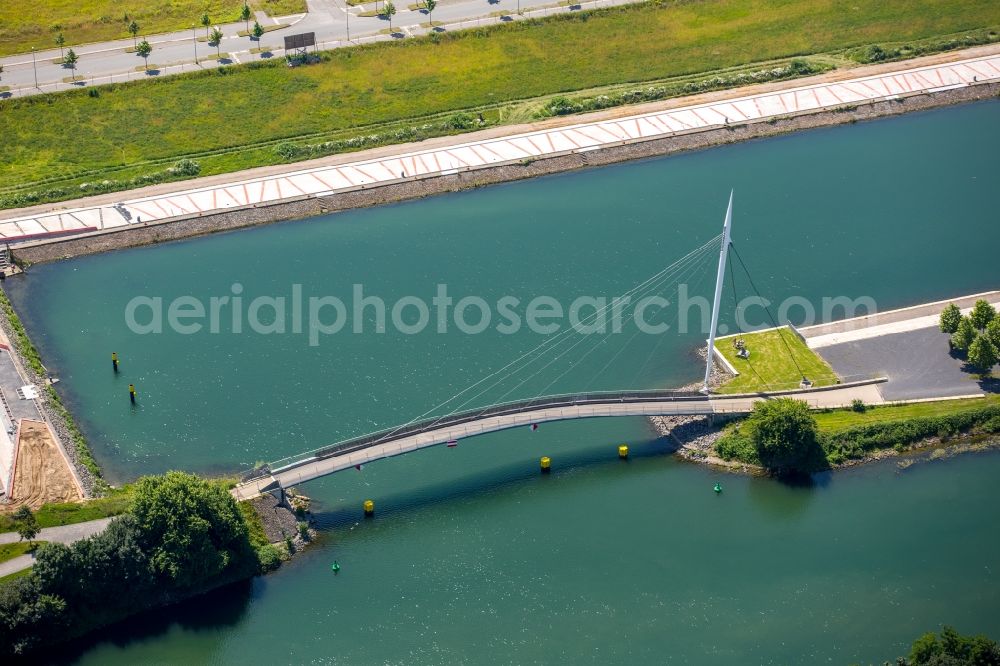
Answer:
[{"xmin": 112, "ymin": 352, "xmax": 119, "ymax": 373}]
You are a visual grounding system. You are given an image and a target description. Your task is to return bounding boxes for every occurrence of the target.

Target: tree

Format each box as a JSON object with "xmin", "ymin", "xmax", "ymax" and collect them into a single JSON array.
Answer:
[
  {"xmin": 968, "ymin": 334, "xmax": 998, "ymax": 374},
  {"xmin": 13, "ymin": 506, "xmax": 39, "ymax": 543},
  {"xmin": 744, "ymin": 398, "xmax": 822, "ymax": 474},
  {"xmin": 209, "ymin": 27, "xmax": 225, "ymax": 57},
  {"xmin": 951, "ymin": 316, "xmax": 976, "ymax": 352},
  {"xmin": 384, "ymin": 0, "xmax": 397, "ymax": 29},
  {"xmin": 970, "ymin": 299, "xmax": 997, "ymax": 331},
  {"xmin": 129, "ymin": 471, "xmax": 251, "ymax": 588},
  {"xmin": 136, "ymin": 39, "xmax": 152, "ymax": 71},
  {"xmin": 201, "ymin": 12, "xmax": 211, "ymax": 37},
  {"xmin": 54, "ymin": 32, "xmax": 66, "ymax": 60},
  {"xmin": 425, "ymin": 0, "xmax": 437, "ymax": 24},
  {"xmin": 63, "ymin": 48, "xmax": 79, "ymax": 80},
  {"xmin": 241, "ymin": 3, "xmax": 252, "ymax": 33},
  {"xmin": 987, "ymin": 317, "xmax": 1000, "ymax": 350},
  {"xmin": 900, "ymin": 626, "xmax": 1000, "ymax": 665},
  {"xmin": 128, "ymin": 20, "xmax": 140, "ymax": 49},
  {"xmin": 939, "ymin": 303, "xmax": 962, "ymax": 334},
  {"xmin": 252, "ymin": 21, "xmax": 264, "ymax": 40}
]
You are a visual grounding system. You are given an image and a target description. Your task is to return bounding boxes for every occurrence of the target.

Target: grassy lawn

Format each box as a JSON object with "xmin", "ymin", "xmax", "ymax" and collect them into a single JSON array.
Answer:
[
  {"xmin": 814, "ymin": 395, "xmax": 1000, "ymax": 432},
  {"xmin": 716, "ymin": 326, "xmax": 840, "ymax": 393},
  {"xmin": 0, "ymin": 493, "xmax": 130, "ymax": 532},
  {"xmin": 0, "ymin": 0, "xmax": 307, "ymax": 57},
  {"xmin": 0, "ymin": 541, "xmax": 41, "ymax": 564},
  {"xmin": 1, "ymin": 0, "xmax": 998, "ymax": 206}
]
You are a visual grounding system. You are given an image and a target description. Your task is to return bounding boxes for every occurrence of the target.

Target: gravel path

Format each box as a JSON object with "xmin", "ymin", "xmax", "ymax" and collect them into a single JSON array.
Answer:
[{"xmin": 0, "ymin": 516, "xmax": 113, "ymax": 577}]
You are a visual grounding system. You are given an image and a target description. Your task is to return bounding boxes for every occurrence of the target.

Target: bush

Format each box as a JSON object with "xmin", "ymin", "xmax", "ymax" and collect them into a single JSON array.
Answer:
[
  {"xmin": 851, "ymin": 399, "xmax": 867, "ymax": 413},
  {"xmin": 540, "ymin": 60, "xmax": 825, "ymax": 117},
  {"xmin": 864, "ymin": 44, "xmax": 887, "ymax": 61},
  {"xmin": 902, "ymin": 626, "xmax": 1000, "ymax": 665},
  {"xmin": 822, "ymin": 404, "xmax": 1000, "ymax": 462},
  {"xmin": 256, "ymin": 544, "xmax": 283, "ymax": 573},
  {"xmin": 743, "ymin": 398, "xmax": 824, "ymax": 474},
  {"xmin": 982, "ymin": 415, "xmax": 1000, "ymax": 434}
]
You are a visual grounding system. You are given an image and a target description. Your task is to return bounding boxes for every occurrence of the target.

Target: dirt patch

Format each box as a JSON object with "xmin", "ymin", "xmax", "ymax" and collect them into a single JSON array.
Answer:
[{"xmin": 6, "ymin": 420, "xmax": 81, "ymax": 509}]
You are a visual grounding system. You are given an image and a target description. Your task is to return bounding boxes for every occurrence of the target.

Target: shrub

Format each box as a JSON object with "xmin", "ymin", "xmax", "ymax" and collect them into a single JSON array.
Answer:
[
  {"xmin": 256, "ymin": 544, "xmax": 283, "ymax": 573},
  {"xmin": 714, "ymin": 429, "xmax": 759, "ymax": 464},
  {"xmin": 743, "ymin": 398, "xmax": 824, "ymax": 474},
  {"xmin": 864, "ymin": 44, "xmax": 887, "ymax": 61},
  {"xmin": 851, "ymin": 399, "xmax": 867, "ymax": 413}
]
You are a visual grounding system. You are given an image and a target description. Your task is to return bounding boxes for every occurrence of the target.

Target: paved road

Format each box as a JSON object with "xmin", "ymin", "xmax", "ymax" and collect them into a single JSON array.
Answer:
[
  {"xmin": 0, "ymin": 0, "xmax": 637, "ymax": 98},
  {"xmin": 0, "ymin": 516, "xmax": 113, "ymax": 576}
]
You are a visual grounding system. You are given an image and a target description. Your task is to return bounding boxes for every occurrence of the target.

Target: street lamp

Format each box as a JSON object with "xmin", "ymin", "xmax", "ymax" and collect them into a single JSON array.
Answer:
[
  {"xmin": 192, "ymin": 26, "xmax": 199, "ymax": 64},
  {"xmin": 31, "ymin": 47, "xmax": 38, "ymax": 89}
]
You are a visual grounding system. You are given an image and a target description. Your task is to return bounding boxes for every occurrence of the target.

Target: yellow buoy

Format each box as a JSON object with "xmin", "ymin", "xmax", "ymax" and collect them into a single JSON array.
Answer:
[
  {"xmin": 363, "ymin": 499, "xmax": 374, "ymax": 517},
  {"xmin": 618, "ymin": 444, "xmax": 629, "ymax": 459},
  {"xmin": 540, "ymin": 456, "xmax": 551, "ymax": 473}
]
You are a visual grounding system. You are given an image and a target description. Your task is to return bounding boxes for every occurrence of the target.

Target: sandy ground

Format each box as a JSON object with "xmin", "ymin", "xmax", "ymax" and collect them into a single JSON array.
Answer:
[{"xmin": 6, "ymin": 420, "xmax": 81, "ymax": 509}]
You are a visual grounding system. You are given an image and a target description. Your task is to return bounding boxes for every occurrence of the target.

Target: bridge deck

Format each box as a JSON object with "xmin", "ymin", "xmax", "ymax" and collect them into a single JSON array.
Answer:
[{"xmin": 231, "ymin": 382, "xmax": 885, "ymax": 500}]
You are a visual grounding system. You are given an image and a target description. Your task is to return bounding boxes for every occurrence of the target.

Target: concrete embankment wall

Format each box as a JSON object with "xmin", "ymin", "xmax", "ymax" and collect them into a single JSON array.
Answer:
[
  {"xmin": 13, "ymin": 81, "xmax": 1000, "ymax": 265},
  {"xmin": 798, "ymin": 290, "xmax": 1000, "ymax": 338}
]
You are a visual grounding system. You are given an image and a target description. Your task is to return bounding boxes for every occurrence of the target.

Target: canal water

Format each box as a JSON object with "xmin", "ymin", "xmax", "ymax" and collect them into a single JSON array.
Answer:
[{"xmin": 7, "ymin": 100, "xmax": 1000, "ymax": 663}]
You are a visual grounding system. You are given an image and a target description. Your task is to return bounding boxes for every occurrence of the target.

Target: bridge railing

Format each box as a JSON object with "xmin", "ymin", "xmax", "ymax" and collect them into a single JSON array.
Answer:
[
  {"xmin": 239, "ymin": 374, "xmax": 888, "ymax": 483},
  {"xmin": 241, "ymin": 388, "xmax": 703, "ymax": 480}
]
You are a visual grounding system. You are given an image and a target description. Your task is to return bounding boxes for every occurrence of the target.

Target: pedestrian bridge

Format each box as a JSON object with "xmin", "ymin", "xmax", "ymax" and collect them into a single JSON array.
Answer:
[{"xmin": 231, "ymin": 380, "xmax": 885, "ymax": 501}]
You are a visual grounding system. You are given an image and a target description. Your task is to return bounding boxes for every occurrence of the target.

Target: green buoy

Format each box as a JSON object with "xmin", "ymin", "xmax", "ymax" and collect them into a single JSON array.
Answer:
[
  {"xmin": 331, "ymin": 561, "xmax": 341, "ymax": 573},
  {"xmin": 713, "ymin": 483, "xmax": 722, "ymax": 494}
]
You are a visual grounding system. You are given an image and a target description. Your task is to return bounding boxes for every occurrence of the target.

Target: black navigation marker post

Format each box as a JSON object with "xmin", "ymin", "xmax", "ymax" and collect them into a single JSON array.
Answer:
[
  {"xmin": 112, "ymin": 352, "xmax": 119, "ymax": 373},
  {"xmin": 129, "ymin": 384, "xmax": 136, "ymax": 405}
]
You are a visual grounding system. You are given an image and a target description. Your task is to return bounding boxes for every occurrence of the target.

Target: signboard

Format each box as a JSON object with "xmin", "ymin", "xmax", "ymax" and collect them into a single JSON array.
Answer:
[{"xmin": 284, "ymin": 32, "xmax": 316, "ymax": 51}]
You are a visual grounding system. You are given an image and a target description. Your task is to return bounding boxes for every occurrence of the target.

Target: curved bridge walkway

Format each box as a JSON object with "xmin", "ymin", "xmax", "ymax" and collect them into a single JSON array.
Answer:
[{"xmin": 232, "ymin": 380, "xmax": 886, "ymax": 500}]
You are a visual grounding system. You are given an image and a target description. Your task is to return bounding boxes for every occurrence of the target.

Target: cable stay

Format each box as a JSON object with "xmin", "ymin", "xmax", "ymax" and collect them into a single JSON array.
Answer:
[
  {"xmin": 729, "ymin": 243, "xmax": 811, "ymax": 388},
  {"xmin": 356, "ymin": 232, "xmax": 724, "ymax": 451}
]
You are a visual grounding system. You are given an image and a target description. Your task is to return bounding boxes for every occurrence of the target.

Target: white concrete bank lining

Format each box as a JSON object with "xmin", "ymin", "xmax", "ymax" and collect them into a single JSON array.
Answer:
[
  {"xmin": 802, "ymin": 291, "xmax": 1000, "ymax": 349},
  {"xmin": 232, "ymin": 382, "xmax": 886, "ymax": 500},
  {"xmin": 4, "ymin": 54, "xmax": 1000, "ymax": 243}
]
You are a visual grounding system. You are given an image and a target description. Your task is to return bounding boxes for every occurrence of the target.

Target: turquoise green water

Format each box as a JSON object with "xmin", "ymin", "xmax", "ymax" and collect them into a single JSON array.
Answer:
[{"xmin": 7, "ymin": 100, "xmax": 1000, "ymax": 663}]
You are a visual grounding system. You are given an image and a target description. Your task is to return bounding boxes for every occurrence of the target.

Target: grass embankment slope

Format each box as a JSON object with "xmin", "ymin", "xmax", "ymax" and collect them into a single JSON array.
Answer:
[
  {"xmin": 0, "ymin": 542, "xmax": 38, "ymax": 565},
  {"xmin": 0, "ymin": 0, "xmax": 306, "ymax": 57},
  {"xmin": 717, "ymin": 395, "xmax": 1000, "ymax": 468},
  {"xmin": 715, "ymin": 327, "xmax": 840, "ymax": 393},
  {"xmin": 813, "ymin": 394, "xmax": 1000, "ymax": 431},
  {"xmin": 2, "ymin": 0, "xmax": 999, "ymax": 208}
]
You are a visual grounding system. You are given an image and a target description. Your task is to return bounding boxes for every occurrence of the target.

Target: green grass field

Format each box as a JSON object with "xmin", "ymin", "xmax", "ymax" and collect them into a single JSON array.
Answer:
[
  {"xmin": 813, "ymin": 394, "xmax": 1000, "ymax": 432},
  {"xmin": 0, "ymin": 0, "xmax": 306, "ymax": 57},
  {"xmin": 1, "ymin": 0, "xmax": 998, "ymax": 206},
  {"xmin": 0, "ymin": 542, "xmax": 39, "ymax": 565},
  {"xmin": 715, "ymin": 326, "xmax": 840, "ymax": 393}
]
